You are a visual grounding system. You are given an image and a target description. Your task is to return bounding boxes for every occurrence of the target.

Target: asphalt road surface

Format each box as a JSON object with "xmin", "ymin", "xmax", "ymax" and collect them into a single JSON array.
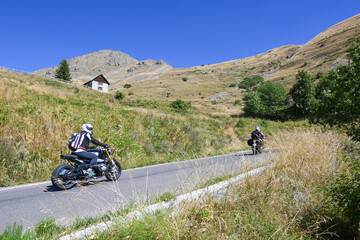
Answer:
[{"xmin": 0, "ymin": 150, "xmax": 272, "ymax": 233}]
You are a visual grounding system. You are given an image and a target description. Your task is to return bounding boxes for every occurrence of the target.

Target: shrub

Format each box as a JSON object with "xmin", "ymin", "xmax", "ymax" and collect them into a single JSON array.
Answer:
[
  {"xmin": 233, "ymin": 100, "xmax": 241, "ymax": 106},
  {"xmin": 115, "ymin": 91, "xmax": 125, "ymax": 100},
  {"xmin": 229, "ymin": 83, "xmax": 236, "ymax": 88},
  {"xmin": 260, "ymin": 120, "xmax": 269, "ymax": 127},
  {"xmin": 323, "ymin": 156, "xmax": 360, "ymax": 238},
  {"xmin": 124, "ymin": 83, "xmax": 132, "ymax": 89},
  {"xmin": 312, "ymin": 36, "xmax": 360, "ymax": 141},
  {"xmin": 243, "ymin": 81, "xmax": 287, "ymax": 119},
  {"xmin": 170, "ymin": 99, "xmax": 190, "ymax": 112},
  {"xmin": 235, "ymin": 119, "xmax": 246, "ymax": 128},
  {"xmin": 182, "ymin": 77, "xmax": 188, "ymax": 82},
  {"xmin": 289, "ymin": 70, "xmax": 317, "ymax": 118},
  {"xmin": 238, "ymin": 76, "xmax": 264, "ymax": 89},
  {"xmin": 128, "ymin": 92, "xmax": 134, "ymax": 96}
]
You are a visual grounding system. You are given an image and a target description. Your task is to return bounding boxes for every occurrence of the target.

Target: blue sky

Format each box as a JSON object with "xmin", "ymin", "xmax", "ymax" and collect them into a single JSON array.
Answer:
[{"xmin": 0, "ymin": 0, "xmax": 359, "ymax": 72}]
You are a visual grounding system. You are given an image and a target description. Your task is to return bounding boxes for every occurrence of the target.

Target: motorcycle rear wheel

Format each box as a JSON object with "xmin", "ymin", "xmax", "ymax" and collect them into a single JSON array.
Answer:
[
  {"xmin": 105, "ymin": 160, "xmax": 122, "ymax": 181},
  {"xmin": 51, "ymin": 164, "xmax": 77, "ymax": 190}
]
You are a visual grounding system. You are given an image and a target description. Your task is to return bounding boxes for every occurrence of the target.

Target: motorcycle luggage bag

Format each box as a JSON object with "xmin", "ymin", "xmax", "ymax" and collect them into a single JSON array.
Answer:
[{"xmin": 247, "ymin": 139, "xmax": 253, "ymax": 146}]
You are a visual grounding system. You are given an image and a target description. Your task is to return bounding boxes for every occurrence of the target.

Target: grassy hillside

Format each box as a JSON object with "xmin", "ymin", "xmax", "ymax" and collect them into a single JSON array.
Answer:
[
  {"xmin": 116, "ymin": 14, "xmax": 360, "ymax": 116},
  {"xmin": 0, "ymin": 69, "xmax": 310, "ymax": 186}
]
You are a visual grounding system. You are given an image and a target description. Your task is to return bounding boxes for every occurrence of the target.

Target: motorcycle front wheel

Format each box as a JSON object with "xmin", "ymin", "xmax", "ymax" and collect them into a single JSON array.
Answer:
[
  {"xmin": 258, "ymin": 145, "xmax": 263, "ymax": 154},
  {"xmin": 51, "ymin": 164, "xmax": 77, "ymax": 190},
  {"xmin": 252, "ymin": 145, "xmax": 257, "ymax": 155},
  {"xmin": 105, "ymin": 160, "xmax": 122, "ymax": 181}
]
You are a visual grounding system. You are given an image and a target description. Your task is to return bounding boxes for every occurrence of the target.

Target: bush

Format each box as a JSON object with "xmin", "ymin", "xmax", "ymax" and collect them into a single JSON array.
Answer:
[
  {"xmin": 233, "ymin": 100, "xmax": 241, "ymax": 106},
  {"xmin": 238, "ymin": 76, "xmax": 264, "ymax": 89},
  {"xmin": 235, "ymin": 119, "xmax": 246, "ymax": 128},
  {"xmin": 229, "ymin": 83, "xmax": 236, "ymax": 88},
  {"xmin": 170, "ymin": 99, "xmax": 190, "ymax": 112},
  {"xmin": 324, "ymin": 156, "xmax": 360, "ymax": 238},
  {"xmin": 124, "ymin": 83, "xmax": 132, "ymax": 89},
  {"xmin": 260, "ymin": 120, "xmax": 269, "ymax": 127},
  {"xmin": 302, "ymin": 147, "xmax": 360, "ymax": 239},
  {"xmin": 289, "ymin": 70, "xmax": 317, "ymax": 118},
  {"xmin": 182, "ymin": 77, "xmax": 188, "ymax": 82},
  {"xmin": 115, "ymin": 91, "xmax": 125, "ymax": 100},
  {"xmin": 312, "ymin": 36, "xmax": 360, "ymax": 141},
  {"xmin": 243, "ymin": 81, "xmax": 287, "ymax": 119}
]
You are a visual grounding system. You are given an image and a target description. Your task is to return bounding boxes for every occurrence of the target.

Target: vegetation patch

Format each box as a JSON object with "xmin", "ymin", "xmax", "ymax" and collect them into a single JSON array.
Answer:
[
  {"xmin": 81, "ymin": 130, "xmax": 358, "ymax": 239},
  {"xmin": 238, "ymin": 75, "xmax": 264, "ymax": 89}
]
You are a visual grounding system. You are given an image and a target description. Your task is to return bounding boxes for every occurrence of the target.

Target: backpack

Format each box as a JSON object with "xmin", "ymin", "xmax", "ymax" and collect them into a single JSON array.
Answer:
[{"xmin": 68, "ymin": 132, "xmax": 86, "ymax": 151}]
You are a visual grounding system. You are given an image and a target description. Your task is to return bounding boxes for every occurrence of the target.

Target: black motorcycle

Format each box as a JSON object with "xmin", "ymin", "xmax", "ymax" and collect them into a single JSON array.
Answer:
[
  {"xmin": 51, "ymin": 146, "xmax": 122, "ymax": 190},
  {"xmin": 247, "ymin": 138, "xmax": 264, "ymax": 155}
]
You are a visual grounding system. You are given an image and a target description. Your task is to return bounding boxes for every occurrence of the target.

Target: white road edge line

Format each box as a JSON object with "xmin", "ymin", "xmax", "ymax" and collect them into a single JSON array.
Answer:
[{"xmin": 59, "ymin": 164, "xmax": 273, "ymax": 240}]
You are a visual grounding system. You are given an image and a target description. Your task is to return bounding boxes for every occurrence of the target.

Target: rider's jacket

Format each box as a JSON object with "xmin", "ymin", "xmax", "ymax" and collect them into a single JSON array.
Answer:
[
  {"xmin": 76, "ymin": 131, "xmax": 107, "ymax": 151},
  {"xmin": 251, "ymin": 130, "xmax": 265, "ymax": 140}
]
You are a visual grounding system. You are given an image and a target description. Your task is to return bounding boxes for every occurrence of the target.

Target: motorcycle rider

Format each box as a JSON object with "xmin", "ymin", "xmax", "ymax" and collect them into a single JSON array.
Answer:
[
  {"xmin": 72, "ymin": 124, "xmax": 108, "ymax": 176},
  {"xmin": 251, "ymin": 126, "xmax": 265, "ymax": 144}
]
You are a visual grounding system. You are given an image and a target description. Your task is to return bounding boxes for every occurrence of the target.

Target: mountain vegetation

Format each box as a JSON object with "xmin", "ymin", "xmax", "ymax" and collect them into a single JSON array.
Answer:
[
  {"xmin": 289, "ymin": 70, "xmax": 317, "ymax": 118},
  {"xmin": 243, "ymin": 81, "xmax": 287, "ymax": 119},
  {"xmin": 0, "ymin": 69, "xmax": 311, "ymax": 187},
  {"xmin": 54, "ymin": 59, "xmax": 71, "ymax": 81},
  {"xmin": 242, "ymin": 36, "xmax": 360, "ymax": 141},
  {"xmin": 238, "ymin": 75, "xmax": 264, "ymax": 89},
  {"xmin": 312, "ymin": 36, "xmax": 360, "ymax": 141}
]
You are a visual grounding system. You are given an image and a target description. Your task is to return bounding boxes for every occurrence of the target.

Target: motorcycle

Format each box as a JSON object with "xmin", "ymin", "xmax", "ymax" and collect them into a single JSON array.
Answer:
[
  {"xmin": 251, "ymin": 138, "xmax": 264, "ymax": 155},
  {"xmin": 51, "ymin": 146, "xmax": 122, "ymax": 190}
]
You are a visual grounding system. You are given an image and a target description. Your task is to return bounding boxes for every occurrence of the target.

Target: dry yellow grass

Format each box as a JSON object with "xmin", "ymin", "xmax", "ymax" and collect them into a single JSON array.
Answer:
[{"xmin": 92, "ymin": 129, "xmax": 352, "ymax": 239}]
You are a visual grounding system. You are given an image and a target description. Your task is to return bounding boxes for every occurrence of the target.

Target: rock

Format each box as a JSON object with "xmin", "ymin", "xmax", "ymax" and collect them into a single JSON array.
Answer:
[{"xmin": 207, "ymin": 92, "xmax": 228, "ymax": 101}]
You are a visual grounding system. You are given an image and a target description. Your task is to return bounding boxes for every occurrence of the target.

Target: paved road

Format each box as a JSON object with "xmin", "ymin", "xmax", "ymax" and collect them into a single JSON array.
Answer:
[{"xmin": 0, "ymin": 150, "xmax": 271, "ymax": 233}]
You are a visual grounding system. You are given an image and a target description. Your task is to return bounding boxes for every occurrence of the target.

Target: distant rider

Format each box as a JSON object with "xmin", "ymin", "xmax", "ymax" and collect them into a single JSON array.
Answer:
[
  {"xmin": 251, "ymin": 126, "xmax": 265, "ymax": 144},
  {"xmin": 73, "ymin": 124, "xmax": 108, "ymax": 176}
]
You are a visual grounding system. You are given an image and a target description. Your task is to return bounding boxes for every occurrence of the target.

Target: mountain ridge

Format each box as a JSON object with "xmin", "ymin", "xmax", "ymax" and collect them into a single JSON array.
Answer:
[
  {"xmin": 33, "ymin": 13, "xmax": 360, "ymax": 102},
  {"xmin": 32, "ymin": 49, "xmax": 173, "ymax": 87}
]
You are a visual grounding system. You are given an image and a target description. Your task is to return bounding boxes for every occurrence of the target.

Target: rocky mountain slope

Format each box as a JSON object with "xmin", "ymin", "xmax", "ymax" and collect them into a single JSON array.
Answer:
[
  {"xmin": 32, "ymin": 49, "xmax": 173, "ymax": 88},
  {"xmin": 33, "ymin": 13, "xmax": 360, "ymax": 115}
]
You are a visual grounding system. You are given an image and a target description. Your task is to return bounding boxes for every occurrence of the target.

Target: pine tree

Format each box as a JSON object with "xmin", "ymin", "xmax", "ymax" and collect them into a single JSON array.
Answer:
[{"xmin": 55, "ymin": 59, "xmax": 72, "ymax": 81}]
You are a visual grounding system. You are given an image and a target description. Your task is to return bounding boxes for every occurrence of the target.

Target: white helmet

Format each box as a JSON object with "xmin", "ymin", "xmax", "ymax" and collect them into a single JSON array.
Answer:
[
  {"xmin": 81, "ymin": 124, "xmax": 93, "ymax": 135},
  {"xmin": 255, "ymin": 126, "xmax": 260, "ymax": 131}
]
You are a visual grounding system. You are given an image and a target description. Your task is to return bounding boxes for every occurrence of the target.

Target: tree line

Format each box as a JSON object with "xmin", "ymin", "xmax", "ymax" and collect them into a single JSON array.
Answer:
[{"xmin": 243, "ymin": 36, "xmax": 360, "ymax": 141}]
